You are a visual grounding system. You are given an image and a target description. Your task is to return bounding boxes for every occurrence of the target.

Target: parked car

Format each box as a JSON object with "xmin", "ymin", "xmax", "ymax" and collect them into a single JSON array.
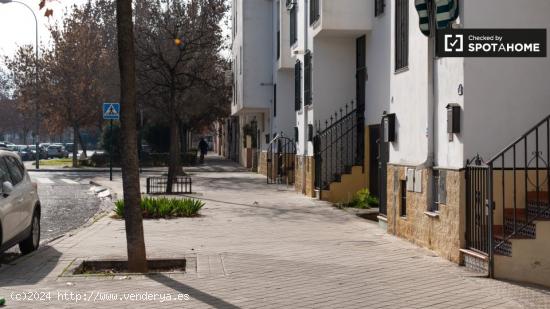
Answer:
[
  {"xmin": 0, "ymin": 143, "xmax": 9, "ymax": 151},
  {"xmin": 64, "ymin": 143, "xmax": 76, "ymax": 154},
  {"xmin": 0, "ymin": 150, "xmax": 41, "ymax": 254},
  {"xmin": 28, "ymin": 145, "xmax": 48, "ymax": 160},
  {"xmin": 46, "ymin": 145, "xmax": 69, "ymax": 159},
  {"xmin": 0, "ymin": 142, "xmax": 16, "ymax": 151},
  {"xmin": 13, "ymin": 145, "xmax": 34, "ymax": 161}
]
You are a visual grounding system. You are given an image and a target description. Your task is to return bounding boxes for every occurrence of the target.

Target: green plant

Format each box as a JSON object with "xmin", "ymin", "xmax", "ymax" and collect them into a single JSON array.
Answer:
[
  {"xmin": 346, "ymin": 188, "xmax": 379, "ymax": 209},
  {"xmin": 114, "ymin": 196, "xmax": 205, "ymax": 219}
]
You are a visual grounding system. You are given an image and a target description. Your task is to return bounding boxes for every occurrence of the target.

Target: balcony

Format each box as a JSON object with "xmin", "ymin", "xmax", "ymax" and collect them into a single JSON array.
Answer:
[{"xmin": 312, "ymin": 0, "xmax": 373, "ymax": 38}]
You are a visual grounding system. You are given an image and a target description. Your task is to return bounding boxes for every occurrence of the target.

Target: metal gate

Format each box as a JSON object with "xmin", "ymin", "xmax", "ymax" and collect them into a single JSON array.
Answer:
[
  {"xmin": 465, "ymin": 155, "xmax": 490, "ymax": 255},
  {"xmin": 267, "ymin": 136, "xmax": 296, "ymax": 185}
]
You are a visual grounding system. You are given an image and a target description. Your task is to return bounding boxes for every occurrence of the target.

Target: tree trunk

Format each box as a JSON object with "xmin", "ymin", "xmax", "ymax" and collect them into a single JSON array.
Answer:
[
  {"xmin": 166, "ymin": 110, "xmax": 181, "ymax": 193},
  {"xmin": 72, "ymin": 126, "xmax": 79, "ymax": 168},
  {"xmin": 78, "ymin": 130, "xmax": 87, "ymax": 158},
  {"xmin": 116, "ymin": 0, "xmax": 148, "ymax": 273}
]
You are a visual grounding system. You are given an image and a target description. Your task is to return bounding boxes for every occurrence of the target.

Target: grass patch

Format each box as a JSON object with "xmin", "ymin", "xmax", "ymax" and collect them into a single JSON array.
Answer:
[
  {"xmin": 344, "ymin": 188, "xmax": 379, "ymax": 209},
  {"xmin": 114, "ymin": 196, "xmax": 204, "ymax": 219},
  {"xmin": 33, "ymin": 158, "xmax": 73, "ymax": 166}
]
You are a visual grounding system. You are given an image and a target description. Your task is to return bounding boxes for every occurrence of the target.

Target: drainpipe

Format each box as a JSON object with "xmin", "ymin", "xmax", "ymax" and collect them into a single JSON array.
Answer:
[
  {"xmin": 417, "ymin": 0, "xmax": 437, "ymax": 211},
  {"xmin": 302, "ymin": 0, "xmax": 309, "ymax": 195}
]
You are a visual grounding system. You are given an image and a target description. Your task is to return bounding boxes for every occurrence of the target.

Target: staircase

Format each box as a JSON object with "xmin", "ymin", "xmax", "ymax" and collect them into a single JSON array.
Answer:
[
  {"xmin": 321, "ymin": 166, "xmax": 366, "ymax": 203},
  {"xmin": 494, "ymin": 193, "xmax": 550, "ymax": 287},
  {"xmin": 313, "ymin": 102, "xmax": 365, "ymax": 203},
  {"xmin": 464, "ymin": 114, "xmax": 550, "ymax": 287}
]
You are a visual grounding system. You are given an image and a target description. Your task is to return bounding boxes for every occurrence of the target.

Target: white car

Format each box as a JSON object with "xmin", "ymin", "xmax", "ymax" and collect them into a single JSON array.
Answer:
[{"xmin": 0, "ymin": 150, "xmax": 41, "ymax": 254}]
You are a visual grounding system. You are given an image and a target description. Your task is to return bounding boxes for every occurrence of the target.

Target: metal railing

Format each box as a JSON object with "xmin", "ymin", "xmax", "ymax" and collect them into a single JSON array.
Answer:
[
  {"xmin": 466, "ymin": 114, "xmax": 550, "ymax": 277},
  {"xmin": 146, "ymin": 176, "xmax": 192, "ymax": 195},
  {"xmin": 314, "ymin": 101, "xmax": 364, "ymax": 193},
  {"xmin": 267, "ymin": 135, "xmax": 296, "ymax": 185}
]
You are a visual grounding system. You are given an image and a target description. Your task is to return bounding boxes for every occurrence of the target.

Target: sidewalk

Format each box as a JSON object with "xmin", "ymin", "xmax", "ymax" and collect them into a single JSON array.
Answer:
[
  {"xmin": 24, "ymin": 154, "xmax": 246, "ymax": 173},
  {"xmin": 1, "ymin": 158, "xmax": 550, "ymax": 308}
]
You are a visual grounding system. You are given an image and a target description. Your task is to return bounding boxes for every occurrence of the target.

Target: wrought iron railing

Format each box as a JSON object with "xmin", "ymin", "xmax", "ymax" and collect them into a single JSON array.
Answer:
[
  {"xmin": 466, "ymin": 114, "xmax": 550, "ymax": 277},
  {"xmin": 314, "ymin": 101, "xmax": 364, "ymax": 193},
  {"xmin": 267, "ymin": 135, "xmax": 296, "ymax": 185},
  {"xmin": 147, "ymin": 176, "xmax": 192, "ymax": 195}
]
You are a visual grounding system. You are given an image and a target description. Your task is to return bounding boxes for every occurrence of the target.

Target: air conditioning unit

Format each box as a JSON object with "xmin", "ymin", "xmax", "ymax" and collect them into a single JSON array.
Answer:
[{"xmin": 286, "ymin": 0, "xmax": 296, "ymax": 11}]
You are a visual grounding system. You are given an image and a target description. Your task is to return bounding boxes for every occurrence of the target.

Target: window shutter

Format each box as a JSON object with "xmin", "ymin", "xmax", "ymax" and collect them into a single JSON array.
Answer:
[
  {"xmin": 375, "ymin": 0, "xmax": 385, "ymax": 16},
  {"xmin": 290, "ymin": 7, "xmax": 297, "ymax": 46},
  {"xmin": 304, "ymin": 51, "xmax": 312, "ymax": 106},
  {"xmin": 295, "ymin": 60, "xmax": 302, "ymax": 111}
]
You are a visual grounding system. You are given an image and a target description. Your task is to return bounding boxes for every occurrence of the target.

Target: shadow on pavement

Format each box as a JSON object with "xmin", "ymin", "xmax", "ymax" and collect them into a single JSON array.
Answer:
[
  {"xmin": 147, "ymin": 273, "xmax": 241, "ymax": 309},
  {"xmin": 0, "ymin": 246, "xmax": 61, "ymax": 286}
]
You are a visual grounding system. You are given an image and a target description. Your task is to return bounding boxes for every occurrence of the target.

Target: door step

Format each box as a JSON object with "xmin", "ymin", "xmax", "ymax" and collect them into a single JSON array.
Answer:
[{"xmin": 460, "ymin": 249, "xmax": 488, "ymax": 274}]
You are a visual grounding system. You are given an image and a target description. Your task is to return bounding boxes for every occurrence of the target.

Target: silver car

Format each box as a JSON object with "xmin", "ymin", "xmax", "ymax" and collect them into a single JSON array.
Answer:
[{"xmin": 0, "ymin": 150, "xmax": 41, "ymax": 254}]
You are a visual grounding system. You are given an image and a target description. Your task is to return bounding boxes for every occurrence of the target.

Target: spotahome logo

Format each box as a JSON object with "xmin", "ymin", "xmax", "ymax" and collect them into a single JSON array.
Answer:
[{"xmin": 437, "ymin": 29, "xmax": 546, "ymax": 57}]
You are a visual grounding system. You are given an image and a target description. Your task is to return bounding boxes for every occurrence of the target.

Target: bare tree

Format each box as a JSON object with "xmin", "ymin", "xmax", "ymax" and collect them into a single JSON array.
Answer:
[
  {"xmin": 135, "ymin": 0, "xmax": 228, "ymax": 192},
  {"xmin": 116, "ymin": 0, "xmax": 148, "ymax": 273}
]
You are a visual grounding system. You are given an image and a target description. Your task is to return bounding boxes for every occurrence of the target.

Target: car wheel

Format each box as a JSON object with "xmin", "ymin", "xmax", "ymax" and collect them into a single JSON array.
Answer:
[{"xmin": 19, "ymin": 210, "xmax": 40, "ymax": 255}]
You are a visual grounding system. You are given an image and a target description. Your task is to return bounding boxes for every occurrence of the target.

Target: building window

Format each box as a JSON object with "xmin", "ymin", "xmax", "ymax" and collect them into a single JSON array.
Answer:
[
  {"xmin": 277, "ymin": 31, "xmax": 281, "ymax": 60},
  {"xmin": 310, "ymin": 0, "xmax": 320, "ymax": 25},
  {"xmin": 273, "ymin": 84, "xmax": 277, "ymax": 117},
  {"xmin": 431, "ymin": 170, "xmax": 446, "ymax": 212},
  {"xmin": 395, "ymin": 0, "xmax": 409, "ymax": 71},
  {"xmin": 375, "ymin": 0, "xmax": 385, "ymax": 17},
  {"xmin": 295, "ymin": 60, "xmax": 302, "ymax": 111},
  {"xmin": 304, "ymin": 50, "xmax": 312, "ymax": 106},
  {"xmin": 290, "ymin": 5, "xmax": 297, "ymax": 46},
  {"xmin": 294, "ymin": 127, "xmax": 299, "ymax": 142},
  {"xmin": 400, "ymin": 180, "xmax": 407, "ymax": 217}
]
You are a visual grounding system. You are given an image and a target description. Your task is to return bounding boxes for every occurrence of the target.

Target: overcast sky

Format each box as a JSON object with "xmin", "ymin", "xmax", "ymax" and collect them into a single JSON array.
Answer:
[
  {"xmin": 0, "ymin": 0, "xmax": 231, "ymax": 66},
  {"xmin": 0, "ymin": 0, "xmax": 90, "ymax": 59}
]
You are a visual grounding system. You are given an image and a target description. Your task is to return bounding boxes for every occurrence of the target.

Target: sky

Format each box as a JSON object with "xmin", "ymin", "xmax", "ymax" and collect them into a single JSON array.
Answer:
[
  {"xmin": 0, "ymin": 0, "xmax": 90, "ymax": 60},
  {"xmin": 0, "ymin": 0, "xmax": 231, "ymax": 65}
]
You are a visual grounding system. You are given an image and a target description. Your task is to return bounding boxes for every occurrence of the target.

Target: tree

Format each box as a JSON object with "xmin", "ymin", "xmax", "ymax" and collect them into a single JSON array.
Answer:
[
  {"xmin": 33, "ymin": 0, "xmax": 147, "ymax": 272},
  {"xmin": 116, "ymin": 0, "xmax": 148, "ymax": 273},
  {"xmin": 134, "ymin": 0, "xmax": 228, "ymax": 192}
]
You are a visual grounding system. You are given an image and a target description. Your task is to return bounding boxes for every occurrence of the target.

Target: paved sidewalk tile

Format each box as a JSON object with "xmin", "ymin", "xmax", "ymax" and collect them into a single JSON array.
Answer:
[{"xmin": 1, "ymin": 158, "xmax": 550, "ymax": 308}]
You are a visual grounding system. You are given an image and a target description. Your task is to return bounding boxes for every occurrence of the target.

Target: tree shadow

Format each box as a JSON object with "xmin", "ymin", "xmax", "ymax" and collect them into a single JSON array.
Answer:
[
  {"xmin": 146, "ymin": 273, "xmax": 241, "ymax": 309},
  {"xmin": 0, "ymin": 245, "xmax": 61, "ymax": 286}
]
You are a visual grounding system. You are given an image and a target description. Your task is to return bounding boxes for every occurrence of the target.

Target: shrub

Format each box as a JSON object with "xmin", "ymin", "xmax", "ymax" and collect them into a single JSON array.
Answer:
[
  {"xmin": 346, "ymin": 188, "xmax": 379, "ymax": 209},
  {"xmin": 114, "ymin": 196, "xmax": 205, "ymax": 219}
]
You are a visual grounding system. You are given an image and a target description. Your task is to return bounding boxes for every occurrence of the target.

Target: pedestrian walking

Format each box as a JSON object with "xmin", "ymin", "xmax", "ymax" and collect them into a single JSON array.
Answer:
[{"xmin": 198, "ymin": 138, "xmax": 209, "ymax": 164}]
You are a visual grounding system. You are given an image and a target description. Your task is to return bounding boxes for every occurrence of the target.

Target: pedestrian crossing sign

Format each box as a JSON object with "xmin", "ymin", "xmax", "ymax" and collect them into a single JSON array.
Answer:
[{"xmin": 103, "ymin": 103, "xmax": 120, "ymax": 120}]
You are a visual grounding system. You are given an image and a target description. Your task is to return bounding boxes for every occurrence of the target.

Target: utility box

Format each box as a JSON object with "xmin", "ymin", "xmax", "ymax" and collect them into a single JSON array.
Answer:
[
  {"xmin": 446, "ymin": 104, "xmax": 461, "ymax": 134},
  {"xmin": 406, "ymin": 169, "xmax": 415, "ymax": 192},
  {"xmin": 383, "ymin": 113, "xmax": 396, "ymax": 142}
]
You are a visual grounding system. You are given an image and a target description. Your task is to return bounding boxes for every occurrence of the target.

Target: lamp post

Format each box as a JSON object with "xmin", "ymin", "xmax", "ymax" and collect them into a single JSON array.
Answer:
[{"xmin": 0, "ymin": 0, "xmax": 40, "ymax": 169}]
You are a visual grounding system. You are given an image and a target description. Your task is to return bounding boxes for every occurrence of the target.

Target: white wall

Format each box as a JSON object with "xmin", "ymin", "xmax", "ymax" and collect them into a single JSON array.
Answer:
[
  {"xmin": 231, "ymin": 0, "xmax": 273, "ymax": 116},
  {"xmin": 389, "ymin": 0, "xmax": 431, "ymax": 166},
  {"xmin": 272, "ymin": 70, "xmax": 296, "ymax": 141},
  {"xmin": 313, "ymin": 0, "xmax": 373, "ymax": 37},
  {"xmin": 463, "ymin": 0, "xmax": 550, "ymax": 161},
  {"xmin": 364, "ymin": 4, "xmax": 391, "ymax": 126}
]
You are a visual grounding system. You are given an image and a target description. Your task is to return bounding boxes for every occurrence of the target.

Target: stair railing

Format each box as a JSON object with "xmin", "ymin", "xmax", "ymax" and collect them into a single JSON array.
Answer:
[
  {"xmin": 314, "ymin": 101, "xmax": 365, "ymax": 196},
  {"xmin": 484, "ymin": 114, "xmax": 550, "ymax": 277}
]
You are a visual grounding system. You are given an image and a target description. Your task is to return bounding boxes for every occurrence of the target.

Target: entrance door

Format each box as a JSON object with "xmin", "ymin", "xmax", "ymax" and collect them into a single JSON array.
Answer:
[
  {"xmin": 369, "ymin": 125, "xmax": 381, "ymax": 198},
  {"xmin": 378, "ymin": 119, "xmax": 389, "ymax": 216},
  {"xmin": 356, "ymin": 35, "xmax": 367, "ymax": 165}
]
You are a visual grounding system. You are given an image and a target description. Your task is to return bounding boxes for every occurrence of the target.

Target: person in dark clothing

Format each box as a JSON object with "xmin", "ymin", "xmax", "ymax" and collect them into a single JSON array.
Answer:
[{"xmin": 198, "ymin": 138, "xmax": 208, "ymax": 163}]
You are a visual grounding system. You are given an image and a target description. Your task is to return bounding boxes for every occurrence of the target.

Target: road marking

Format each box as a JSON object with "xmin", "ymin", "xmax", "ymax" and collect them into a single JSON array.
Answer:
[
  {"xmin": 35, "ymin": 178, "xmax": 54, "ymax": 184},
  {"xmin": 61, "ymin": 179, "xmax": 80, "ymax": 185}
]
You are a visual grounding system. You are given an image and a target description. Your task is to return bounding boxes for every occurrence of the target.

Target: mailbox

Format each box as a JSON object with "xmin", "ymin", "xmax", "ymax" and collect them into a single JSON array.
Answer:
[
  {"xmin": 383, "ymin": 113, "xmax": 396, "ymax": 143},
  {"xmin": 446, "ymin": 104, "xmax": 461, "ymax": 134}
]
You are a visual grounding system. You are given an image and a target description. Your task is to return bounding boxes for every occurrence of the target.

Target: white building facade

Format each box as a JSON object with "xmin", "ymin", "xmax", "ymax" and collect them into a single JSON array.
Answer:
[{"xmin": 232, "ymin": 0, "xmax": 550, "ymax": 288}]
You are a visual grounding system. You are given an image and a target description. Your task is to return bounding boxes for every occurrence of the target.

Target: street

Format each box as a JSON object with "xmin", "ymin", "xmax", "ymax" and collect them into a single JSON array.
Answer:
[{"xmin": 0, "ymin": 171, "xmax": 103, "ymax": 264}]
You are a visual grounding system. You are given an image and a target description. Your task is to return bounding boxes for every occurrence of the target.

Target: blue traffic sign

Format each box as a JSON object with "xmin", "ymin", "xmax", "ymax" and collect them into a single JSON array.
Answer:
[{"xmin": 103, "ymin": 103, "xmax": 120, "ymax": 120}]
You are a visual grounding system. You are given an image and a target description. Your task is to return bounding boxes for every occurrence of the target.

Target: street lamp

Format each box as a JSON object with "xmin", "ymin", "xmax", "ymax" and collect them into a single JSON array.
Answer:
[{"xmin": 0, "ymin": 0, "xmax": 40, "ymax": 169}]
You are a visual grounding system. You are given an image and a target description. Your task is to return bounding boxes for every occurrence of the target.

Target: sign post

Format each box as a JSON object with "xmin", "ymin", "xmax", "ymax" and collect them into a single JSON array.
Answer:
[{"xmin": 103, "ymin": 103, "xmax": 120, "ymax": 181}]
